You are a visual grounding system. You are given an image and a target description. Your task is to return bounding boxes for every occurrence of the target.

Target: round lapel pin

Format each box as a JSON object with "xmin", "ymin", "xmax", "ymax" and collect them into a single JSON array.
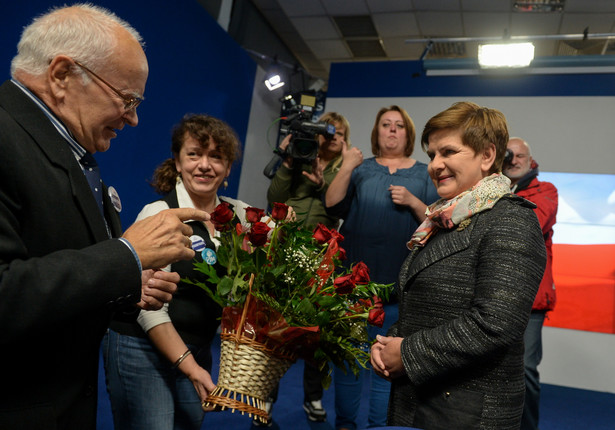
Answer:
[
  {"xmin": 190, "ymin": 235, "xmax": 206, "ymax": 252},
  {"xmin": 107, "ymin": 186, "xmax": 122, "ymax": 213},
  {"xmin": 201, "ymin": 248, "xmax": 217, "ymax": 265}
]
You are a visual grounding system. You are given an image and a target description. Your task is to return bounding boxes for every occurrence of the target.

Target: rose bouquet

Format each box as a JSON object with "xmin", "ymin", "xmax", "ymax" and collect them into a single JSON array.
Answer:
[{"xmin": 186, "ymin": 201, "xmax": 392, "ymax": 420}]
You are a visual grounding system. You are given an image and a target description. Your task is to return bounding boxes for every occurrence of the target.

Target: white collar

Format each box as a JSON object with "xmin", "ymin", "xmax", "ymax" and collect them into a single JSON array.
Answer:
[{"xmin": 175, "ymin": 177, "xmax": 221, "ymax": 210}]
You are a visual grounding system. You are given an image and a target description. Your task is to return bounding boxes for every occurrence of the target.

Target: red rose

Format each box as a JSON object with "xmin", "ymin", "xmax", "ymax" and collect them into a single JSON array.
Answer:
[
  {"xmin": 351, "ymin": 262, "xmax": 370, "ymax": 284},
  {"xmin": 329, "ymin": 228, "xmax": 344, "ymax": 243},
  {"xmin": 313, "ymin": 223, "xmax": 345, "ymax": 247},
  {"xmin": 271, "ymin": 202, "xmax": 289, "ymax": 221},
  {"xmin": 333, "ymin": 273, "xmax": 355, "ymax": 295},
  {"xmin": 337, "ymin": 247, "xmax": 347, "ymax": 260},
  {"xmin": 210, "ymin": 202, "xmax": 234, "ymax": 230},
  {"xmin": 368, "ymin": 303, "xmax": 385, "ymax": 327},
  {"xmin": 247, "ymin": 222, "xmax": 271, "ymax": 247},
  {"xmin": 312, "ymin": 223, "xmax": 332, "ymax": 244},
  {"xmin": 358, "ymin": 298, "xmax": 373, "ymax": 308},
  {"xmin": 245, "ymin": 207, "xmax": 265, "ymax": 224}
]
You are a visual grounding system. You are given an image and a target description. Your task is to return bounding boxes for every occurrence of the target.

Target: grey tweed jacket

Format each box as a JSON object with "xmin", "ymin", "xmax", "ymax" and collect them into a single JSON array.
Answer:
[{"xmin": 387, "ymin": 194, "xmax": 546, "ymax": 430}]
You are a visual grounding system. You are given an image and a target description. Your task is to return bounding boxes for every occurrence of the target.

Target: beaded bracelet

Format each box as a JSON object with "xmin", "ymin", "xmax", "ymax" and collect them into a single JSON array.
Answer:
[{"xmin": 172, "ymin": 349, "xmax": 192, "ymax": 369}]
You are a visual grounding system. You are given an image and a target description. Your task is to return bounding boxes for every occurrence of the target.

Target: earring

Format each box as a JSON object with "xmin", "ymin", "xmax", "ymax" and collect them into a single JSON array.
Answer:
[
  {"xmin": 176, "ymin": 174, "xmax": 181, "ymax": 184},
  {"xmin": 223, "ymin": 179, "xmax": 228, "ymax": 189}
]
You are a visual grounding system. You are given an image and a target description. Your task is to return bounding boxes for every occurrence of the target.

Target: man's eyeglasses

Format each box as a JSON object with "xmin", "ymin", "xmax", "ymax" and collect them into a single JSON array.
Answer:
[{"xmin": 74, "ymin": 60, "xmax": 143, "ymax": 111}]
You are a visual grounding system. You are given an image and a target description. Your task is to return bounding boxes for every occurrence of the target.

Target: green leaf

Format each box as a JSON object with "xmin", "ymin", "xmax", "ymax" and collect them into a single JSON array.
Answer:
[
  {"xmin": 192, "ymin": 261, "xmax": 219, "ymax": 282},
  {"xmin": 316, "ymin": 310, "xmax": 331, "ymax": 326},
  {"xmin": 321, "ymin": 371, "xmax": 332, "ymax": 390},
  {"xmin": 296, "ymin": 297, "xmax": 316, "ymax": 317},
  {"xmin": 315, "ymin": 294, "xmax": 338, "ymax": 307},
  {"xmin": 216, "ymin": 246, "xmax": 230, "ymax": 267},
  {"xmin": 271, "ymin": 264, "xmax": 287, "ymax": 277},
  {"xmin": 218, "ymin": 277, "xmax": 233, "ymax": 296}
]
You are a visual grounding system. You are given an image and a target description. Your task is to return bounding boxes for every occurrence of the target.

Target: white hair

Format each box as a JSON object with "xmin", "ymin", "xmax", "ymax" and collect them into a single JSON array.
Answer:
[
  {"xmin": 509, "ymin": 136, "xmax": 532, "ymax": 156},
  {"xmin": 10, "ymin": 3, "xmax": 144, "ymax": 79}
]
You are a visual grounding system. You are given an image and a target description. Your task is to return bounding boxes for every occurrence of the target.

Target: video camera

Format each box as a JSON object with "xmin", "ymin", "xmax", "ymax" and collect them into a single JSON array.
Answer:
[
  {"xmin": 503, "ymin": 148, "xmax": 513, "ymax": 168},
  {"xmin": 280, "ymin": 110, "xmax": 336, "ymax": 163},
  {"xmin": 263, "ymin": 93, "xmax": 335, "ymax": 178},
  {"xmin": 279, "ymin": 94, "xmax": 335, "ymax": 163}
]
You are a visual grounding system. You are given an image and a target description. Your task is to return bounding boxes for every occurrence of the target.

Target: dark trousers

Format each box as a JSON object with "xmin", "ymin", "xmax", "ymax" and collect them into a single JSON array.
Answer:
[
  {"xmin": 303, "ymin": 361, "xmax": 326, "ymax": 402},
  {"xmin": 268, "ymin": 360, "xmax": 326, "ymax": 403},
  {"xmin": 521, "ymin": 310, "xmax": 546, "ymax": 430}
]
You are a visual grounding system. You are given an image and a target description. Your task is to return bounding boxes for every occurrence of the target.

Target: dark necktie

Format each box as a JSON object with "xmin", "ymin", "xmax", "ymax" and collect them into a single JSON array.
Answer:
[{"xmin": 80, "ymin": 153, "xmax": 104, "ymax": 216}]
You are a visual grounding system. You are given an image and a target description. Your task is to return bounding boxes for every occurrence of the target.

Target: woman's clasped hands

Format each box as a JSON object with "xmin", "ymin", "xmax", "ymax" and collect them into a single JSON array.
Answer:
[{"xmin": 370, "ymin": 334, "xmax": 405, "ymax": 380}]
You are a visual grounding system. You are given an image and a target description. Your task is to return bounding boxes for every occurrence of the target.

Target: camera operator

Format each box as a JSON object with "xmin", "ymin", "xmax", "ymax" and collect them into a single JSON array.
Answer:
[
  {"xmin": 267, "ymin": 112, "xmax": 350, "ymax": 230},
  {"xmin": 263, "ymin": 112, "xmax": 350, "ymax": 425},
  {"xmin": 504, "ymin": 137, "xmax": 558, "ymax": 430}
]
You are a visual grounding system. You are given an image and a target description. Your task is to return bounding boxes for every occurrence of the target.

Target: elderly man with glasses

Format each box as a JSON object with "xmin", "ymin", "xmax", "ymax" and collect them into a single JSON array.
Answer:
[{"xmin": 0, "ymin": 5, "xmax": 209, "ymax": 430}]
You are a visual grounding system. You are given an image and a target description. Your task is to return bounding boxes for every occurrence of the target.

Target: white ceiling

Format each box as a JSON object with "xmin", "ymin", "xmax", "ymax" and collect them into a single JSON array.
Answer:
[{"xmin": 250, "ymin": 0, "xmax": 615, "ymax": 82}]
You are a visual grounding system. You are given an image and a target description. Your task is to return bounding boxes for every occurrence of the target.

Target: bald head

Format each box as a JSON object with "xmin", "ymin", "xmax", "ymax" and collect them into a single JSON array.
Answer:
[
  {"xmin": 503, "ymin": 137, "xmax": 533, "ymax": 185},
  {"xmin": 10, "ymin": 4, "xmax": 149, "ymax": 154},
  {"xmin": 11, "ymin": 3, "xmax": 144, "ymax": 79}
]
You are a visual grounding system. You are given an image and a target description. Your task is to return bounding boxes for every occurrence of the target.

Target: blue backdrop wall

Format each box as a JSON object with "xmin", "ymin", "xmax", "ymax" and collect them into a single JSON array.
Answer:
[
  {"xmin": 328, "ymin": 59, "xmax": 615, "ymax": 97},
  {"xmin": 2, "ymin": 0, "xmax": 256, "ymax": 227}
]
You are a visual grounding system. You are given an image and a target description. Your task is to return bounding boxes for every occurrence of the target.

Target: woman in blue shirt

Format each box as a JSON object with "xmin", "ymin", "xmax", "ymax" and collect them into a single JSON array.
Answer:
[{"xmin": 325, "ymin": 105, "xmax": 439, "ymax": 430}]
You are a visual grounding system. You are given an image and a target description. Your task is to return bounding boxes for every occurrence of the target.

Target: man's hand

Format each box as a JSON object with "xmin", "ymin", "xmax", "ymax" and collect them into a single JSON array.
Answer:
[
  {"xmin": 137, "ymin": 269, "xmax": 179, "ymax": 310},
  {"xmin": 122, "ymin": 208, "xmax": 209, "ymax": 270}
]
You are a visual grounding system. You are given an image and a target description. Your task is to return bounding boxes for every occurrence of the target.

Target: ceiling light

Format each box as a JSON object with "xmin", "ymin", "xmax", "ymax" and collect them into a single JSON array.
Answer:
[
  {"xmin": 265, "ymin": 73, "xmax": 284, "ymax": 91},
  {"xmin": 478, "ymin": 42, "xmax": 535, "ymax": 68}
]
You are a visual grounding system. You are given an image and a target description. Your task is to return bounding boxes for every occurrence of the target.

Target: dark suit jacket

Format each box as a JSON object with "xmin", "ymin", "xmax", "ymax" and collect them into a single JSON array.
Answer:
[
  {"xmin": 387, "ymin": 195, "xmax": 546, "ymax": 430},
  {"xmin": 0, "ymin": 80, "xmax": 142, "ymax": 429}
]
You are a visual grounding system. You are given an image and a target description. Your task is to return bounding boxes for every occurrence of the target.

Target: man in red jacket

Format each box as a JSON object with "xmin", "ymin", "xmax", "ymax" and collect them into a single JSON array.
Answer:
[{"xmin": 504, "ymin": 137, "xmax": 558, "ymax": 430}]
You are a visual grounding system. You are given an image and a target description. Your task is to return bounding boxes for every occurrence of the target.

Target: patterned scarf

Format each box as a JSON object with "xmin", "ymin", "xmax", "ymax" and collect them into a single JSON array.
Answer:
[{"xmin": 407, "ymin": 173, "xmax": 511, "ymax": 249}]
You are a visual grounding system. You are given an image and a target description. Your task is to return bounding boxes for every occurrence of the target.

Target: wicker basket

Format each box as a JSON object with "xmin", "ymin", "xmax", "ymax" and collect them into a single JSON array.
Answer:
[
  {"xmin": 202, "ymin": 281, "xmax": 297, "ymax": 423},
  {"xmin": 202, "ymin": 330, "xmax": 296, "ymax": 422}
]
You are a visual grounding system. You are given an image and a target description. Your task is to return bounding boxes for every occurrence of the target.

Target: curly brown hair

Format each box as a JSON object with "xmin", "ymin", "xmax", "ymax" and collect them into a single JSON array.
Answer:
[{"xmin": 151, "ymin": 114, "xmax": 241, "ymax": 194}]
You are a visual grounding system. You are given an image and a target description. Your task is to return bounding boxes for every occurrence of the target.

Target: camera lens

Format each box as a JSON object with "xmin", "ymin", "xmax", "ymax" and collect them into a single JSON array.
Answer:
[
  {"xmin": 295, "ymin": 139, "xmax": 315, "ymax": 156},
  {"xmin": 503, "ymin": 149, "xmax": 513, "ymax": 166}
]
